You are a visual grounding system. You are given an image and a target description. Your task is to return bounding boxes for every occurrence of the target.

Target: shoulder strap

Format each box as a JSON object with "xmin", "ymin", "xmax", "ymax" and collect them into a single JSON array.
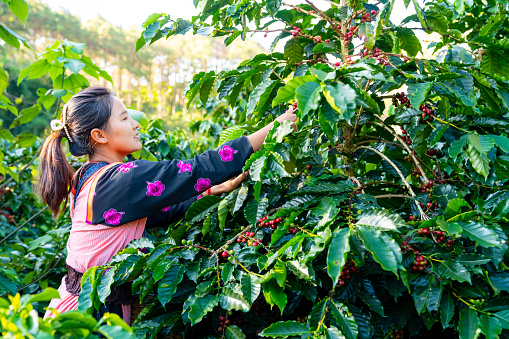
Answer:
[
  {"xmin": 71, "ymin": 162, "xmax": 108, "ymax": 215},
  {"xmin": 85, "ymin": 162, "xmax": 121, "ymax": 224}
]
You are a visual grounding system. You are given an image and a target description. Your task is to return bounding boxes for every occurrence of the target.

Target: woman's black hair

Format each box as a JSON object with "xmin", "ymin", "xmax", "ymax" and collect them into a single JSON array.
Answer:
[{"xmin": 36, "ymin": 86, "xmax": 114, "ymax": 216}]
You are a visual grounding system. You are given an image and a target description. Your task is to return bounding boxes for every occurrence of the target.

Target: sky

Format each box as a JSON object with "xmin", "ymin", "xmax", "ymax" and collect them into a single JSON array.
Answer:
[{"xmin": 40, "ymin": 0, "xmax": 418, "ymax": 52}]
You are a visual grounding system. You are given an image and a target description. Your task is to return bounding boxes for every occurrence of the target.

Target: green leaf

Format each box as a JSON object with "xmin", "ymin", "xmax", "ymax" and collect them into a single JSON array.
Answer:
[
  {"xmin": 241, "ymin": 273, "xmax": 261, "ymax": 304},
  {"xmin": 458, "ymin": 308, "xmax": 480, "ymax": 339},
  {"xmin": 468, "ymin": 134, "xmax": 495, "ymax": 153},
  {"xmin": 185, "ymin": 195, "xmax": 222, "ymax": 224},
  {"xmin": 494, "ymin": 310, "xmax": 509, "ymax": 328},
  {"xmin": 9, "ymin": 0, "xmax": 28, "ymax": 25},
  {"xmin": 0, "ymin": 23, "xmax": 21, "ymax": 49},
  {"xmin": 407, "ymin": 82, "xmax": 432, "ymax": 109},
  {"xmin": 490, "ymin": 135, "xmax": 509, "ymax": 153},
  {"xmin": 461, "ymin": 222, "xmax": 500, "ymax": 247},
  {"xmin": 274, "ymin": 260, "xmax": 287, "ymax": 288},
  {"xmin": 98, "ymin": 325, "xmax": 137, "ymax": 339},
  {"xmin": 0, "ymin": 67, "xmax": 7, "ymax": 94},
  {"xmin": 327, "ymin": 228, "xmax": 350, "ymax": 286},
  {"xmin": 438, "ymin": 259, "xmax": 471, "ymax": 284},
  {"xmin": 200, "ymin": 76, "xmax": 215, "ymax": 105},
  {"xmin": 56, "ymin": 57, "xmax": 86, "ymax": 75},
  {"xmin": 157, "ymin": 265, "xmax": 184, "ymax": 306},
  {"xmin": 412, "ymin": 0, "xmax": 426, "ymax": 29},
  {"xmin": 8, "ymin": 0, "xmax": 28, "ymax": 25},
  {"xmin": 449, "ymin": 135, "xmax": 468, "ymax": 160},
  {"xmin": 457, "ymin": 254, "xmax": 490, "ymax": 267},
  {"xmin": 296, "ymin": 82, "xmax": 322, "ymax": 117},
  {"xmin": 440, "ymin": 291, "xmax": 455, "ymax": 328},
  {"xmin": 246, "ymin": 79, "xmax": 276, "ymax": 117},
  {"xmin": 188, "ymin": 294, "xmax": 218, "ymax": 325},
  {"xmin": 481, "ymin": 50, "xmax": 509, "ymax": 79},
  {"xmin": 259, "ymin": 320, "xmax": 311, "ymax": 337},
  {"xmin": 26, "ymin": 287, "xmax": 60, "ymax": 304},
  {"xmin": 356, "ymin": 208, "xmax": 406, "ymax": 231},
  {"xmin": 309, "ymin": 298, "xmax": 329, "ymax": 331},
  {"xmin": 395, "ymin": 27, "xmax": 422, "ymax": 57},
  {"xmin": 444, "ymin": 198, "xmax": 470, "ymax": 220},
  {"xmin": 323, "ymin": 84, "xmax": 352, "ymax": 123},
  {"xmin": 357, "ymin": 226, "xmax": 399, "ymax": 276},
  {"xmin": 272, "ymin": 75, "xmax": 320, "ymax": 107},
  {"xmin": 331, "ymin": 302, "xmax": 359, "ymax": 339},
  {"xmin": 466, "ymin": 144, "xmax": 490, "ymax": 180},
  {"xmin": 262, "ymin": 279, "xmax": 287, "ymax": 314},
  {"xmin": 426, "ymin": 13, "xmax": 448, "ymax": 34},
  {"xmin": 97, "ymin": 268, "xmax": 115, "ymax": 304},
  {"xmin": 9, "ymin": 104, "xmax": 40, "ymax": 128},
  {"xmin": 358, "ymin": 22, "xmax": 375, "ymax": 50},
  {"xmin": 220, "ymin": 287, "xmax": 250, "ymax": 312},
  {"xmin": 225, "ymin": 325, "xmax": 247, "ymax": 339},
  {"xmin": 218, "ymin": 198, "xmax": 228, "ymax": 231},
  {"xmin": 219, "ymin": 126, "xmax": 245, "ymax": 145},
  {"xmin": 480, "ymin": 314, "xmax": 502, "ymax": 339},
  {"xmin": 284, "ymin": 38, "xmax": 303, "ymax": 65}
]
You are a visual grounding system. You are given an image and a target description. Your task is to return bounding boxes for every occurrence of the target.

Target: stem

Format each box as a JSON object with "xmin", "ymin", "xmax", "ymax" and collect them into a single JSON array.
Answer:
[
  {"xmin": 0, "ymin": 207, "xmax": 49, "ymax": 243},
  {"xmin": 355, "ymin": 146, "xmax": 429, "ymax": 220},
  {"xmin": 54, "ymin": 65, "xmax": 66, "ymax": 119},
  {"xmin": 372, "ymin": 194, "xmax": 414, "ymax": 199},
  {"xmin": 370, "ymin": 120, "xmax": 430, "ymax": 184}
]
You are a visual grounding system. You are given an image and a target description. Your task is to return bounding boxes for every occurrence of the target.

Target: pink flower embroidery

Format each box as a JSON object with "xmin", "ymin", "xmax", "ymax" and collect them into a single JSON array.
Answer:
[
  {"xmin": 161, "ymin": 206, "xmax": 171, "ymax": 212},
  {"xmin": 177, "ymin": 161, "xmax": 192, "ymax": 174},
  {"xmin": 146, "ymin": 181, "xmax": 165, "ymax": 197},
  {"xmin": 197, "ymin": 195, "xmax": 202, "ymax": 200},
  {"xmin": 194, "ymin": 178, "xmax": 211, "ymax": 192},
  {"xmin": 218, "ymin": 145, "xmax": 239, "ymax": 162},
  {"xmin": 103, "ymin": 208, "xmax": 125, "ymax": 226},
  {"xmin": 118, "ymin": 161, "xmax": 138, "ymax": 173}
]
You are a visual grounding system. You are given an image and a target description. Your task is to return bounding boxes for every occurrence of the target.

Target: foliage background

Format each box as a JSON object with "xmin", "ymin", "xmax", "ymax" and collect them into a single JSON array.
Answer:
[{"xmin": 2, "ymin": 0, "xmax": 509, "ymax": 338}]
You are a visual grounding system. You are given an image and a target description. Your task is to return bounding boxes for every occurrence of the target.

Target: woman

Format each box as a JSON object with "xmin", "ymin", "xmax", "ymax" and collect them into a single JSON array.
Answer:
[{"xmin": 38, "ymin": 86, "xmax": 296, "ymax": 324}]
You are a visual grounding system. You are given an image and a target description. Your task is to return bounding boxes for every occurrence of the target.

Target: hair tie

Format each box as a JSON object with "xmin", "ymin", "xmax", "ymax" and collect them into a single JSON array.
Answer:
[{"xmin": 50, "ymin": 104, "xmax": 73, "ymax": 142}]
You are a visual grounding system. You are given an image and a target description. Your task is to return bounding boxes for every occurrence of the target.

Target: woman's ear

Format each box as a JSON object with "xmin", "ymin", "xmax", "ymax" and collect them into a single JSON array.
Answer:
[{"xmin": 90, "ymin": 128, "xmax": 108, "ymax": 145}]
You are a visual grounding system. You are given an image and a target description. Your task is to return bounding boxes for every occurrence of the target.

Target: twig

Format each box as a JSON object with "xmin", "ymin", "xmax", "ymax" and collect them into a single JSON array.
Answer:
[
  {"xmin": 355, "ymin": 146, "xmax": 429, "ymax": 220},
  {"xmin": 370, "ymin": 120, "xmax": 430, "ymax": 184},
  {"xmin": 0, "ymin": 207, "xmax": 49, "ymax": 243},
  {"xmin": 372, "ymin": 194, "xmax": 414, "ymax": 199},
  {"xmin": 272, "ymin": 69, "xmax": 286, "ymax": 84}
]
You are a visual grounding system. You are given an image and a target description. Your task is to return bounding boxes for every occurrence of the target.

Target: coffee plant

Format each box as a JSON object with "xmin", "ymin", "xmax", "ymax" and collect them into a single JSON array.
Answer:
[{"xmin": 77, "ymin": 0, "xmax": 509, "ymax": 338}]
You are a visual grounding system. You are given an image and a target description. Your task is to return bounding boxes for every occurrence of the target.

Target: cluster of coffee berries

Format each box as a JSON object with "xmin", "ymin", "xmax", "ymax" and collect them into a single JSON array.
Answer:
[
  {"xmin": 288, "ymin": 222, "xmax": 299, "ymax": 234},
  {"xmin": 345, "ymin": 25, "xmax": 356, "ymax": 42},
  {"xmin": 412, "ymin": 253, "xmax": 428, "ymax": 272},
  {"xmin": 181, "ymin": 239, "xmax": 199, "ymax": 252},
  {"xmin": 292, "ymin": 101, "xmax": 298, "ymax": 109},
  {"xmin": 334, "ymin": 55, "xmax": 354, "ymax": 66},
  {"xmin": 419, "ymin": 102, "xmax": 435, "ymax": 123},
  {"xmin": 400, "ymin": 239, "xmax": 412, "ymax": 254},
  {"xmin": 392, "ymin": 92, "xmax": 411, "ymax": 108},
  {"xmin": 388, "ymin": 328, "xmax": 405, "ymax": 339},
  {"xmin": 426, "ymin": 149, "xmax": 439, "ymax": 157},
  {"xmin": 419, "ymin": 180, "xmax": 434, "ymax": 193},
  {"xmin": 337, "ymin": 259, "xmax": 357, "ymax": 286},
  {"xmin": 408, "ymin": 215, "xmax": 417, "ymax": 221},
  {"xmin": 420, "ymin": 201, "xmax": 439, "ymax": 211},
  {"xmin": 237, "ymin": 232, "xmax": 262, "ymax": 247},
  {"xmin": 353, "ymin": 184, "xmax": 365, "ymax": 194},
  {"xmin": 401, "ymin": 129, "xmax": 412, "ymax": 146},
  {"xmin": 358, "ymin": 46, "xmax": 389, "ymax": 65},
  {"xmin": 217, "ymin": 312, "xmax": 243, "ymax": 333},
  {"xmin": 410, "ymin": 167, "xmax": 421, "ymax": 177},
  {"xmin": 291, "ymin": 26, "xmax": 301, "ymax": 38},
  {"xmin": 418, "ymin": 228, "xmax": 453, "ymax": 246},
  {"xmin": 259, "ymin": 216, "xmax": 284, "ymax": 229},
  {"xmin": 357, "ymin": 9, "xmax": 377, "ymax": 23},
  {"xmin": 296, "ymin": 315, "xmax": 309, "ymax": 323}
]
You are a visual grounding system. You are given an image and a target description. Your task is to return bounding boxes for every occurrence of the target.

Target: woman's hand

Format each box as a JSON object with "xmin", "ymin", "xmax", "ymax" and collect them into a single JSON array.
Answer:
[
  {"xmin": 205, "ymin": 171, "xmax": 249, "ymax": 196},
  {"xmin": 247, "ymin": 105, "xmax": 298, "ymax": 151}
]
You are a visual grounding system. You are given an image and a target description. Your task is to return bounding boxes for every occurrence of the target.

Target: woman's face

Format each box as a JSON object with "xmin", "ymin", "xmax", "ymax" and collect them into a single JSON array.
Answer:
[{"xmin": 103, "ymin": 97, "xmax": 142, "ymax": 157}]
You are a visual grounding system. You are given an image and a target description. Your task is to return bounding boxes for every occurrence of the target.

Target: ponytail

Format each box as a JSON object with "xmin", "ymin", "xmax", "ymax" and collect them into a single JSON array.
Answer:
[{"xmin": 36, "ymin": 132, "xmax": 75, "ymax": 217}]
